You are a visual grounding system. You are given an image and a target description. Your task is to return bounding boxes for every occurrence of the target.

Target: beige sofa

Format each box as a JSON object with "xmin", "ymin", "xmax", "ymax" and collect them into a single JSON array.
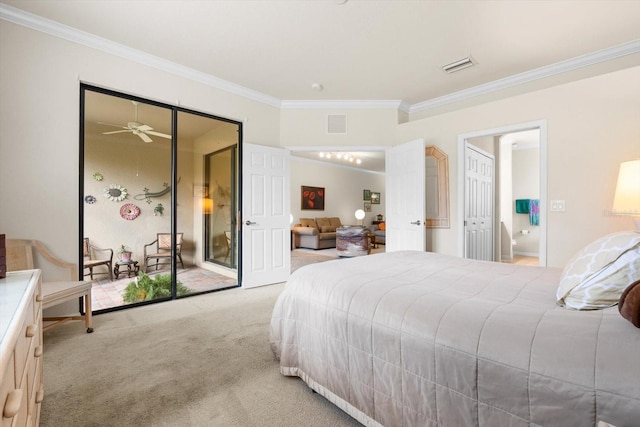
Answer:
[{"xmin": 293, "ymin": 217, "xmax": 342, "ymax": 249}]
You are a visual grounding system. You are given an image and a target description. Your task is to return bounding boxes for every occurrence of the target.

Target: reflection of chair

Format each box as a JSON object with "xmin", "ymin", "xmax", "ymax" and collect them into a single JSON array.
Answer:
[
  {"xmin": 6, "ymin": 239, "xmax": 94, "ymax": 333},
  {"xmin": 225, "ymin": 231, "xmax": 231, "ymax": 258},
  {"xmin": 83, "ymin": 238, "xmax": 113, "ymax": 281},
  {"xmin": 144, "ymin": 233, "xmax": 184, "ymax": 272}
]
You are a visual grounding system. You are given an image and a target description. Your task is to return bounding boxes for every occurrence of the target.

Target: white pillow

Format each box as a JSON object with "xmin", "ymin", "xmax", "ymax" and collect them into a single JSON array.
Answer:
[{"xmin": 556, "ymin": 231, "xmax": 640, "ymax": 310}]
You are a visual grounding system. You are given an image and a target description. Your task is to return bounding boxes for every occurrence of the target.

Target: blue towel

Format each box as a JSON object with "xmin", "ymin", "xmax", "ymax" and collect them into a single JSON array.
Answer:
[
  {"xmin": 515, "ymin": 199, "xmax": 530, "ymax": 214},
  {"xmin": 529, "ymin": 199, "xmax": 540, "ymax": 226}
]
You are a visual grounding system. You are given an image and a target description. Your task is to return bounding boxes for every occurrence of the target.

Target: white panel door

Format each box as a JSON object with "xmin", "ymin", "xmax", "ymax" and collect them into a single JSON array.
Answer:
[
  {"xmin": 242, "ymin": 143, "xmax": 291, "ymax": 288},
  {"xmin": 464, "ymin": 144, "xmax": 494, "ymax": 261},
  {"xmin": 385, "ymin": 139, "xmax": 426, "ymax": 252}
]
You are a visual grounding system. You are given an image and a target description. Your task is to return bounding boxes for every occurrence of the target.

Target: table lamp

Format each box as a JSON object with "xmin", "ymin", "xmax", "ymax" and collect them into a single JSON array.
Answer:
[
  {"xmin": 611, "ymin": 159, "xmax": 640, "ymax": 232},
  {"xmin": 355, "ymin": 209, "xmax": 365, "ymax": 226}
]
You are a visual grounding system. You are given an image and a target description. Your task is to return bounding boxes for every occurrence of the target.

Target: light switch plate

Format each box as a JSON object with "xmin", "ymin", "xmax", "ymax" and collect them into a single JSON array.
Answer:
[{"xmin": 550, "ymin": 200, "xmax": 565, "ymax": 212}]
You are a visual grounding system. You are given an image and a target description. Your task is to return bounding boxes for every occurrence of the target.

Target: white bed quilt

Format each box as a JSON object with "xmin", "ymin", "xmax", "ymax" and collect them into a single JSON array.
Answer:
[{"xmin": 270, "ymin": 251, "xmax": 640, "ymax": 427}]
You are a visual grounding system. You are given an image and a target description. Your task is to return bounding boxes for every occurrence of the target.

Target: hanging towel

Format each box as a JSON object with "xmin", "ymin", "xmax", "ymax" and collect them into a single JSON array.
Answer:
[
  {"xmin": 515, "ymin": 199, "xmax": 530, "ymax": 214},
  {"xmin": 529, "ymin": 199, "xmax": 540, "ymax": 226}
]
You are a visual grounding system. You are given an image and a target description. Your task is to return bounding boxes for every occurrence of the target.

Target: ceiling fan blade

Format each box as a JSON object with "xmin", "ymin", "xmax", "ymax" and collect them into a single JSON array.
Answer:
[
  {"xmin": 145, "ymin": 130, "xmax": 171, "ymax": 139},
  {"xmin": 103, "ymin": 130, "xmax": 132, "ymax": 135},
  {"xmin": 138, "ymin": 132, "xmax": 153, "ymax": 143}
]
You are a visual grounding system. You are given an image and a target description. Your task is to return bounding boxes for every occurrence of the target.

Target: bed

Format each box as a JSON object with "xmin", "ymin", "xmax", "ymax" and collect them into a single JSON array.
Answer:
[{"xmin": 270, "ymin": 249, "xmax": 640, "ymax": 426}]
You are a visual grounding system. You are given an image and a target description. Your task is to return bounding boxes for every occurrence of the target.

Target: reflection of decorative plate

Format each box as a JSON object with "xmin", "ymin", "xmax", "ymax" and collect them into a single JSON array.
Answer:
[
  {"xmin": 93, "ymin": 172, "xmax": 103, "ymax": 181},
  {"xmin": 105, "ymin": 184, "xmax": 127, "ymax": 202},
  {"xmin": 120, "ymin": 203, "xmax": 140, "ymax": 220},
  {"xmin": 85, "ymin": 195, "xmax": 97, "ymax": 204}
]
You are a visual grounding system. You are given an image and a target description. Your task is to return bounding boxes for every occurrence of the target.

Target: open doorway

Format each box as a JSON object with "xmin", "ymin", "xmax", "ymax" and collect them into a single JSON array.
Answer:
[
  {"xmin": 458, "ymin": 121, "xmax": 547, "ymax": 266},
  {"xmin": 499, "ymin": 130, "xmax": 540, "ymax": 266}
]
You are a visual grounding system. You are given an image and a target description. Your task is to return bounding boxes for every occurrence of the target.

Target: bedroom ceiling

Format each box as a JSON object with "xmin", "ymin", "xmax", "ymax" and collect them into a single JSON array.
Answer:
[{"xmin": 2, "ymin": 0, "xmax": 639, "ymax": 106}]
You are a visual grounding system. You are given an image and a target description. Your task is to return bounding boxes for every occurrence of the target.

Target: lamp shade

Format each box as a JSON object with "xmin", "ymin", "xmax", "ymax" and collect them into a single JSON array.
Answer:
[
  {"xmin": 202, "ymin": 198, "xmax": 214, "ymax": 214},
  {"xmin": 355, "ymin": 209, "xmax": 365, "ymax": 220},
  {"xmin": 612, "ymin": 160, "xmax": 640, "ymax": 215}
]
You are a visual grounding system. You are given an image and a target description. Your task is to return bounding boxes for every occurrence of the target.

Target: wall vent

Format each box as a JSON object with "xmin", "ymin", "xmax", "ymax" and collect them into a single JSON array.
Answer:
[{"xmin": 327, "ymin": 114, "xmax": 347, "ymax": 134}]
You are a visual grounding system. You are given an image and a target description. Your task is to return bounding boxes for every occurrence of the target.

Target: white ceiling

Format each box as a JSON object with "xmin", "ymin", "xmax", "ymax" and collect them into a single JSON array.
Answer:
[
  {"xmin": 2, "ymin": 0, "xmax": 639, "ymax": 173},
  {"xmin": 3, "ymin": 0, "xmax": 639, "ymax": 106}
]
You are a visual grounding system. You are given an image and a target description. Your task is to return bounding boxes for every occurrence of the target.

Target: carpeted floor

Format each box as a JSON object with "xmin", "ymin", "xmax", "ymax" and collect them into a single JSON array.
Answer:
[
  {"xmin": 40, "ymin": 281, "xmax": 361, "ymax": 427},
  {"xmin": 290, "ymin": 250, "xmax": 336, "ymax": 273}
]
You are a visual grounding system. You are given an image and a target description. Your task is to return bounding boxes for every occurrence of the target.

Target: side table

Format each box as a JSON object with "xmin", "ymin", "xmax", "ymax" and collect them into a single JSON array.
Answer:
[{"xmin": 114, "ymin": 260, "xmax": 140, "ymax": 279}]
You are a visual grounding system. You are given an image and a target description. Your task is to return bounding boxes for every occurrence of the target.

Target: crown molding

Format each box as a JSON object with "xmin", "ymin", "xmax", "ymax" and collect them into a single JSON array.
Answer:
[
  {"xmin": 2, "ymin": 3, "xmax": 638, "ymax": 115},
  {"xmin": 0, "ymin": 3, "xmax": 281, "ymax": 108},
  {"xmin": 410, "ymin": 39, "xmax": 640, "ymax": 114},
  {"xmin": 280, "ymin": 100, "xmax": 407, "ymax": 111},
  {"xmin": 290, "ymin": 155, "xmax": 385, "ymax": 175}
]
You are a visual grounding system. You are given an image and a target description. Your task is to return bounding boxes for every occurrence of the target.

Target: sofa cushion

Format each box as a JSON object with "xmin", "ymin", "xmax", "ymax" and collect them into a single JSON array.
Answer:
[
  {"xmin": 294, "ymin": 227, "xmax": 318, "ymax": 236},
  {"xmin": 320, "ymin": 226, "xmax": 337, "ymax": 233},
  {"xmin": 328, "ymin": 217, "xmax": 342, "ymax": 227},
  {"xmin": 299, "ymin": 218, "xmax": 318, "ymax": 230},
  {"xmin": 315, "ymin": 217, "xmax": 331, "ymax": 228},
  {"xmin": 318, "ymin": 232, "xmax": 336, "ymax": 240}
]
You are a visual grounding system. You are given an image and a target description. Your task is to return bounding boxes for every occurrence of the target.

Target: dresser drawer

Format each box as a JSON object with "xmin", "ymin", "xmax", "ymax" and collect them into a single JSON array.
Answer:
[
  {"xmin": 13, "ymin": 311, "xmax": 36, "ymax": 388},
  {"xmin": 1, "ymin": 270, "xmax": 43, "ymax": 427},
  {"xmin": 1, "ymin": 354, "xmax": 16, "ymax": 425},
  {"xmin": 32, "ymin": 287, "xmax": 42, "ymax": 325},
  {"xmin": 27, "ymin": 356, "xmax": 42, "ymax": 424}
]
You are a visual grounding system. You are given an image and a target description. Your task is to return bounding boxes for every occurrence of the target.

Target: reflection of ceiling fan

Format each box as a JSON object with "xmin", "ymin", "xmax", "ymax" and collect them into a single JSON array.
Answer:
[{"xmin": 99, "ymin": 101, "xmax": 171, "ymax": 143}]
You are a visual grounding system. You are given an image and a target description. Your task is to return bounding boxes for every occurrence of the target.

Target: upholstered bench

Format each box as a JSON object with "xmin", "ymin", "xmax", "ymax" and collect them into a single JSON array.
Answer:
[{"xmin": 336, "ymin": 226, "xmax": 371, "ymax": 257}]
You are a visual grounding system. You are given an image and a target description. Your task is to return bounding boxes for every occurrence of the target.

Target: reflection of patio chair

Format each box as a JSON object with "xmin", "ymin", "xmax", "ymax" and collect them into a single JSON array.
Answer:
[
  {"xmin": 225, "ymin": 231, "xmax": 231, "ymax": 258},
  {"xmin": 6, "ymin": 238, "xmax": 94, "ymax": 333},
  {"xmin": 83, "ymin": 238, "xmax": 113, "ymax": 281},
  {"xmin": 144, "ymin": 233, "xmax": 184, "ymax": 272}
]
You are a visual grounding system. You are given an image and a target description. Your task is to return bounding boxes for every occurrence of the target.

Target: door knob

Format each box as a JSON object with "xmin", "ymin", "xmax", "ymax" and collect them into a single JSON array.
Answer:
[
  {"xmin": 245, "ymin": 220, "xmax": 256, "ymax": 226},
  {"xmin": 410, "ymin": 220, "xmax": 421, "ymax": 226}
]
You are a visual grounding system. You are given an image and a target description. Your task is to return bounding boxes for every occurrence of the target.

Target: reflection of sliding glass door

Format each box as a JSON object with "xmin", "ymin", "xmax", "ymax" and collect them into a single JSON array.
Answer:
[
  {"xmin": 82, "ymin": 85, "xmax": 241, "ymax": 314},
  {"xmin": 204, "ymin": 147, "xmax": 237, "ymax": 268}
]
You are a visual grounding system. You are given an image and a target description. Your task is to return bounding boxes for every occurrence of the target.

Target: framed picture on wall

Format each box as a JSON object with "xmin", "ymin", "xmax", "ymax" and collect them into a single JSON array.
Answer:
[
  {"xmin": 370, "ymin": 191, "xmax": 380, "ymax": 204},
  {"xmin": 301, "ymin": 186, "xmax": 325, "ymax": 210},
  {"xmin": 363, "ymin": 189, "xmax": 371, "ymax": 201},
  {"xmin": 194, "ymin": 184, "xmax": 208, "ymax": 198},
  {"xmin": 364, "ymin": 202, "xmax": 372, "ymax": 212}
]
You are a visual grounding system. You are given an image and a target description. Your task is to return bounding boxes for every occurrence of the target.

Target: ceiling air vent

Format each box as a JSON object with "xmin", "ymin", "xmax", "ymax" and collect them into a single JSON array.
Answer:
[
  {"xmin": 442, "ymin": 56, "xmax": 475, "ymax": 74},
  {"xmin": 327, "ymin": 114, "xmax": 347, "ymax": 134}
]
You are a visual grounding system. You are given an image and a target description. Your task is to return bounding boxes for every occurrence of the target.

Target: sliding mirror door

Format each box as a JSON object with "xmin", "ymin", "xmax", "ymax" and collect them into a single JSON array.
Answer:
[
  {"xmin": 82, "ymin": 86, "xmax": 240, "ymax": 313},
  {"xmin": 176, "ymin": 110, "xmax": 239, "ymax": 295}
]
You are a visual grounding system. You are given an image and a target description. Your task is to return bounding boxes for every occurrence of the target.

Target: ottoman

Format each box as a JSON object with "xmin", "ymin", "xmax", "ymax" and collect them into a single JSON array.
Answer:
[{"xmin": 336, "ymin": 226, "xmax": 371, "ymax": 257}]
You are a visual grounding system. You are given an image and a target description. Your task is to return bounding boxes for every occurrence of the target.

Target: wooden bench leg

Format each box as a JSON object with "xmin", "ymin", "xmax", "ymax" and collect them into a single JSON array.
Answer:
[{"xmin": 84, "ymin": 292, "xmax": 93, "ymax": 333}]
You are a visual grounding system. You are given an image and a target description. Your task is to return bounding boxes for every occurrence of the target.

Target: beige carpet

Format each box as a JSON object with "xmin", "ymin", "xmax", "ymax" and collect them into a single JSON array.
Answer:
[
  {"xmin": 40, "ymin": 281, "xmax": 361, "ymax": 426},
  {"xmin": 290, "ymin": 249, "xmax": 336, "ymax": 273}
]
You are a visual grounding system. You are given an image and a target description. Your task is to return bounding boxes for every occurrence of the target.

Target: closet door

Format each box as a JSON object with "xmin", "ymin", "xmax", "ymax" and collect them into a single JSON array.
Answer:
[{"xmin": 464, "ymin": 144, "xmax": 494, "ymax": 261}]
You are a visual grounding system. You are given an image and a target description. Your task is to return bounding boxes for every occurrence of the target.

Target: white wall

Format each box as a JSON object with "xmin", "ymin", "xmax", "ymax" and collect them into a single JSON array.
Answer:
[
  {"xmin": 512, "ymin": 147, "xmax": 540, "ymax": 256},
  {"xmin": 499, "ymin": 139, "xmax": 513, "ymax": 260},
  {"xmin": 281, "ymin": 108, "xmax": 397, "ymax": 147},
  {"xmin": 396, "ymin": 66, "xmax": 640, "ymax": 267},
  {"xmin": 290, "ymin": 159, "xmax": 385, "ymax": 227}
]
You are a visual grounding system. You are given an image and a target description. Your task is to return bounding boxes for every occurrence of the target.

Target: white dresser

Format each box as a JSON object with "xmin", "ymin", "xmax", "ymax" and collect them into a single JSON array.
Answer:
[{"xmin": 1, "ymin": 270, "xmax": 43, "ymax": 427}]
